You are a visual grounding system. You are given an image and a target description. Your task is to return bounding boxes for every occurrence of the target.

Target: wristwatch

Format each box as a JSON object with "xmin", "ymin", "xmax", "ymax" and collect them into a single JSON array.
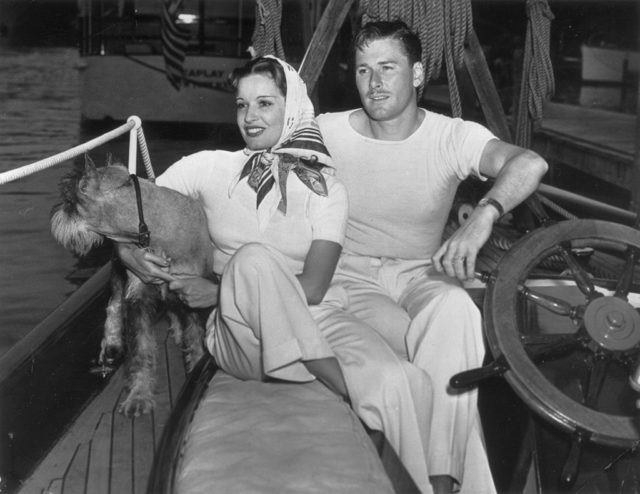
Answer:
[{"xmin": 476, "ymin": 197, "xmax": 504, "ymax": 219}]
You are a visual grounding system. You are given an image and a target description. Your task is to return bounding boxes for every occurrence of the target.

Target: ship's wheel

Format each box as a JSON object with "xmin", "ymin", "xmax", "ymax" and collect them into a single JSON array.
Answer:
[{"xmin": 454, "ymin": 219, "xmax": 640, "ymax": 484}]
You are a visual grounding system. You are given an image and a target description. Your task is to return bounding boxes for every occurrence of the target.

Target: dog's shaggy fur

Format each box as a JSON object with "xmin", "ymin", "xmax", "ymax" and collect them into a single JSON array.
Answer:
[{"xmin": 51, "ymin": 156, "xmax": 213, "ymax": 416}]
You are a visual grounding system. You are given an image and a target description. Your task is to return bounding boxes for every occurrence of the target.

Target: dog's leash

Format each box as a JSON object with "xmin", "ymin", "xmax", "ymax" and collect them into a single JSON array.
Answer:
[
  {"xmin": 90, "ymin": 175, "xmax": 151, "ymax": 380},
  {"xmin": 130, "ymin": 174, "xmax": 151, "ymax": 248}
]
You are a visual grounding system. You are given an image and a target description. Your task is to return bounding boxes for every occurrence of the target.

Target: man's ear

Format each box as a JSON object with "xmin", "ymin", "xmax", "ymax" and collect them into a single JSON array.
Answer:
[{"xmin": 412, "ymin": 62, "xmax": 425, "ymax": 88}]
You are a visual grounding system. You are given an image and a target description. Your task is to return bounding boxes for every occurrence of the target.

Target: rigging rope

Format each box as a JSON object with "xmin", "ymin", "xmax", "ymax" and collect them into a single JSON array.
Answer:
[
  {"xmin": 515, "ymin": 0, "xmax": 555, "ymax": 148},
  {"xmin": 358, "ymin": 0, "xmax": 472, "ymax": 116},
  {"xmin": 250, "ymin": 0, "xmax": 285, "ymax": 59},
  {"xmin": 0, "ymin": 117, "xmax": 154, "ymax": 185}
]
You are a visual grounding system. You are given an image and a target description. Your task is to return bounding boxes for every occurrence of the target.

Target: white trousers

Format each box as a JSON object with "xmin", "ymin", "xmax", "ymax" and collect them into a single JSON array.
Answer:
[
  {"xmin": 329, "ymin": 254, "xmax": 496, "ymax": 494},
  {"xmin": 207, "ymin": 243, "xmax": 436, "ymax": 493}
]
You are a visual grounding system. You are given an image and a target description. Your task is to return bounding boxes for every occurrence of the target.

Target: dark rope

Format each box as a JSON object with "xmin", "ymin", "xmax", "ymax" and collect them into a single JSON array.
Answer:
[
  {"xmin": 515, "ymin": 0, "xmax": 555, "ymax": 147},
  {"xmin": 358, "ymin": 0, "xmax": 472, "ymax": 110},
  {"xmin": 251, "ymin": 0, "xmax": 285, "ymax": 59}
]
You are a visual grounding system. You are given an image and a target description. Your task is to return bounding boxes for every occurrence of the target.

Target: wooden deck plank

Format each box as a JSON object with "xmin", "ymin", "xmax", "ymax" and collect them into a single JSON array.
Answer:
[
  {"xmin": 46, "ymin": 478, "xmax": 64, "ymax": 494},
  {"xmin": 18, "ymin": 323, "xmax": 182, "ymax": 494},
  {"xmin": 107, "ymin": 403, "xmax": 134, "ymax": 494},
  {"xmin": 86, "ymin": 413, "xmax": 114, "ymax": 494},
  {"xmin": 152, "ymin": 325, "xmax": 187, "ymax": 447},
  {"xmin": 60, "ymin": 442, "xmax": 90, "ymax": 494}
]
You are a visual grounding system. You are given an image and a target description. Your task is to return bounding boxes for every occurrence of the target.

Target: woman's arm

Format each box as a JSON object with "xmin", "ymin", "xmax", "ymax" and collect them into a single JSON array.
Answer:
[
  {"xmin": 168, "ymin": 275, "xmax": 219, "ymax": 309},
  {"xmin": 297, "ymin": 239, "xmax": 342, "ymax": 305},
  {"xmin": 115, "ymin": 244, "xmax": 175, "ymax": 284}
]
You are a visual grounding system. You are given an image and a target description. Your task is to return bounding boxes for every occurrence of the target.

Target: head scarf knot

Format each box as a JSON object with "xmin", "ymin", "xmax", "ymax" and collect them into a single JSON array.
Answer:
[{"xmin": 229, "ymin": 56, "xmax": 333, "ymax": 231}]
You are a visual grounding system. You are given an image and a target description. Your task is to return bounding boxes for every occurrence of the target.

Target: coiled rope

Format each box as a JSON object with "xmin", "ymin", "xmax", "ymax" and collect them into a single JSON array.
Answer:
[
  {"xmin": 250, "ymin": 0, "xmax": 285, "ymax": 59},
  {"xmin": 0, "ymin": 117, "xmax": 154, "ymax": 185},
  {"xmin": 515, "ymin": 0, "xmax": 555, "ymax": 148},
  {"xmin": 359, "ymin": 0, "xmax": 472, "ymax": 116}
]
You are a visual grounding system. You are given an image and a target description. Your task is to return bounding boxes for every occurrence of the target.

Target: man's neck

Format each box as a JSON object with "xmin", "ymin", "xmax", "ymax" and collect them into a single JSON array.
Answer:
[{"xmin": 354, "ymin": 106, "xmax": 424, "ymax": 141}]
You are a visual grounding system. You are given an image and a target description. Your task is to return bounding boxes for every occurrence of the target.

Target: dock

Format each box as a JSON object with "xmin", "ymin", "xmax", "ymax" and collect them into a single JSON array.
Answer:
[{"xmin": 532, "ymin": 101, "xmax": 636, "ymax": 199}]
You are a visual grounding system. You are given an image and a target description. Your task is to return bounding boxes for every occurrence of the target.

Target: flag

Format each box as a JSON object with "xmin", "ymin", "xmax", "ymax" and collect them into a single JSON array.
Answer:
[{"xmin": 161, "ymin": 0, "xmax": 190, "ymax": 90}]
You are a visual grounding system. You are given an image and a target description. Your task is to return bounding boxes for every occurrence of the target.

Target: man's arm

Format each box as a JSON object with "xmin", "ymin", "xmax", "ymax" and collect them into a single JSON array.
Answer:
[{"xmin": 432, "ymin": 139, "xmax": 548, "ymax": 281}]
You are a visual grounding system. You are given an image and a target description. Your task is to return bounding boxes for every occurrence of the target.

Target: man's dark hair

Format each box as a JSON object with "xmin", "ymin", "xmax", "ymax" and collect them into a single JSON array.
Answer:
[
  {"xmin": 231, "ymin": 57, "xmax": 287, "ymax": 96},
  {"xmin": 352, "ymin": 20, "xmax": 422, "ymax": 65}
]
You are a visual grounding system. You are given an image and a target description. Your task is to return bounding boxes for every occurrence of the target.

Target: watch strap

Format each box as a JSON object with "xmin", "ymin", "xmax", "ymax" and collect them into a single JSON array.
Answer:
[{"xmin": 478, "ymin": 197, "xmax": 504, "ymax": 218}]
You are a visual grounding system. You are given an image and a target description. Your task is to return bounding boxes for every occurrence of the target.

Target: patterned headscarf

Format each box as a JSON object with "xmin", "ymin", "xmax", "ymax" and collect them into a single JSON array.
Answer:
[{"xmin": 229, "ymin": 56, "xmax": 333, "ymax": 231}]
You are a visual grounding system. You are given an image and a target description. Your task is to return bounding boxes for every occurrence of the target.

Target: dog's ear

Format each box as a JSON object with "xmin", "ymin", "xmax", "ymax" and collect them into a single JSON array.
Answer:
[{"xmin": 84, "ymin": 154, "xmax": 97, "ymax": 174}]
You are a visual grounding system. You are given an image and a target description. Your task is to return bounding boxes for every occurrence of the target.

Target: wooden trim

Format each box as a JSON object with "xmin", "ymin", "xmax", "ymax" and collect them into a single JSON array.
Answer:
[
  {"xmin": 0, "ymin": 263, "xmax": 111, "ymax": 382},
  {"xmin": 147, "ymin": 353, "xmax": 219, "ymax": 494},
  {"xmin": 463, "ymin": 30, "xmax": 512, "ymax": 142},
  {"xmin": 299, "ymin": 0, "xmax": 356, "ymax": 92}
]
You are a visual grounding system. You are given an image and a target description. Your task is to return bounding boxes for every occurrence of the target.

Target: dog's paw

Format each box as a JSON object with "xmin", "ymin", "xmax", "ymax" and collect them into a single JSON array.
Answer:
[
  {"xmin": 99, "ymin": 343, "xmax": 123, "ymax": 366},
  {"xmin": 118, "ymin": 394, "xmax": 155, "ymax": 417}
]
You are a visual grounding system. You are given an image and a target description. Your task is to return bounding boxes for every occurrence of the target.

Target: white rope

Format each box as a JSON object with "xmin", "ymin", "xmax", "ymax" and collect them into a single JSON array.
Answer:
[
  {"xmin": 0, "ymin": 116, "xmax": 155, "ymax": 185},
  {"xmin": 137, "ymin": 125, "xmax": 155, "ymax": 180},
  {"xmin": 128, "ymin": 116, "xmax": 140, "ymax": 175}
]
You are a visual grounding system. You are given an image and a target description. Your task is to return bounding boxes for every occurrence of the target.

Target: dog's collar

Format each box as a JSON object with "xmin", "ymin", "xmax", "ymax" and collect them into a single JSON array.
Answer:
[{"xmin": 130, "ymin": 174, "xmax": 151, "ymax": 248}]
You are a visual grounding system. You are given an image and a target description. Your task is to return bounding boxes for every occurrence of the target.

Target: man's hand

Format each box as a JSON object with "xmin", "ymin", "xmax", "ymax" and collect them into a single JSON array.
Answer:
[
  {"xmin": 169, "ymin": 274, "xmax": 219, "ymax": 309},
  {"xmin": 116, "ymin": 244, "xmax": 175, "ymax": 284},
  {"xmin": 432, "ymin": 206, "xmax": 496, "ymax": 281}
]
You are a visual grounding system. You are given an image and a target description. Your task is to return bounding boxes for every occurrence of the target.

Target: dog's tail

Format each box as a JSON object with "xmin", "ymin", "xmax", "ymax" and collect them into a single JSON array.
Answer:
[{"xmin": 51, "ymin": 205, "xmax": 105, "ymax": 256}]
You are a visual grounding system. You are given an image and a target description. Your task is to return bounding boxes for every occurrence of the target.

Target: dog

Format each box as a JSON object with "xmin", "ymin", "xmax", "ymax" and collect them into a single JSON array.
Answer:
[{"xmin": 51, "ymin": 155, "xmax": 213, "ymax": 416}]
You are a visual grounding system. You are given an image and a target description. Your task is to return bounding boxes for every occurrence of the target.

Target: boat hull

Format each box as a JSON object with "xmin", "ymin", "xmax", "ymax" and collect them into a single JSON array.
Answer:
[{"xmin": 79, "ymin": 55, "xmax": 249, "ymax": 123}]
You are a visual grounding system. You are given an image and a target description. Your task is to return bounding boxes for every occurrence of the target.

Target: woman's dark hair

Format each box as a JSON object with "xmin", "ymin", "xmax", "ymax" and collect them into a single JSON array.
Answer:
[
  {"xmin": 352, "ymin": 20, "xmax": 422, "ymax": 65},
  {"xmin": 231, "ymin": 57, "xmax": 287, "ymax": 96}
]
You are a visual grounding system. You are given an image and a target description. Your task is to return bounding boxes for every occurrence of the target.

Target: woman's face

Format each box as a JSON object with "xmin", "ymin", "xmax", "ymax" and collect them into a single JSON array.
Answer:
[{"xmin": 236, "ymin": 73, "xmax": 286, "ymax": 150}]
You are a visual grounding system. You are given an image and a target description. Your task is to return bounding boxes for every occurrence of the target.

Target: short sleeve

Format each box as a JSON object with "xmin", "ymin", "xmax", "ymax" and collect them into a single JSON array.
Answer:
[
  {"xmin": 156, "ymin": 151, "xmax": 217, "ymax": 198},
  {"xmin": 308, "ymin": 176, "xmax": 348, "ymax": 245},
  {"xmin": 444, "ymin": 119, "xmax": 497, "ymax": 181}
]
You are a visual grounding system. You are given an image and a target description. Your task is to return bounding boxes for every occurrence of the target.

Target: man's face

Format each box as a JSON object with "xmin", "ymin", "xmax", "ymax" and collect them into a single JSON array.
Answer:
[{"xmin": 354, "ymin": 38, "xmax": 423, "ymax": 122}]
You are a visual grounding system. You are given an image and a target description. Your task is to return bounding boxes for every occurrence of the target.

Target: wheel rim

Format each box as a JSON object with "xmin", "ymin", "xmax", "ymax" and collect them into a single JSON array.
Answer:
[{"xmin": 484, "ymin": 219, "xmax": 640, "ymax": 448}]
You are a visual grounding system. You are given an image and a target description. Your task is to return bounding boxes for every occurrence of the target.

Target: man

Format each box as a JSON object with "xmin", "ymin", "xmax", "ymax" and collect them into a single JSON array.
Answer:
[{"xmin": 315, "ymin": 20, "xmax": 548, "ymax": 494}]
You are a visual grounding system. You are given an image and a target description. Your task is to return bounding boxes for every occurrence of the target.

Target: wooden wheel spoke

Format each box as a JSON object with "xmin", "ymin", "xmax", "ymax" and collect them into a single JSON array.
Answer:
[
  {"xmin": 486, "ymin": 220, "xmax": 640, "ymax": 447},
  {"xmin": 558, "ymin": 245, "xmax": 597, "ymax": 299},
  {"xmin": 614, "ymin": 248, "xmax": 638, "ymax": 299},
  {"xmin": 518, "ymin": 285, "xmax": 581, "ymax": 318},
  {"xmin": 523, "ymin": 334, "xmax": 581, "ymax": 363}
]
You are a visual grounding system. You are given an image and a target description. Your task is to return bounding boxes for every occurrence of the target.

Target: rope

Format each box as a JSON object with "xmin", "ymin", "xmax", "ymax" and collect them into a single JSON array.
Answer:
[
  {"xmin": 250, "ymin": 0, "xmax": 285, "ymax": 59},
  {"xmin": 358, "ymin": 0, "xmax": 472, "ymax": 114},
  {"xmin": 537, "ymin": 193, "xmax": 577, "ymax": 220},
  {"xmin": 0, "ymin": 117, "xmax": 156, "ymax": 185},
  {"xmin": 515, "ymin": 0, "xmax": 555, "ymax": 148},
  {"xmin": 137, "ymin": 126, "xmax": 155, "ymax": 180},
  {"xmin": 0, "ymin": 120, "xmax": 136, "ymax": 185}
]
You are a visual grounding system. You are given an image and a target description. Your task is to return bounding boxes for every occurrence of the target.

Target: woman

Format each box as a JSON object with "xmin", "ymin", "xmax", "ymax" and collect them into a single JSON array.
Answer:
[{"xmin": 120, "ymin": 56, "xmax": 349, "ymax": 399}]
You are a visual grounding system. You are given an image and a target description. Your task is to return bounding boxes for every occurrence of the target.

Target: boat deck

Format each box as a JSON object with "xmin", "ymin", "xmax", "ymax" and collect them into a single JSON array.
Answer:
[
  {"xmin": 17, "ymin": 313, "xmax": 416, "ymax": 494},
  {"xmin": 18, "ymin": 322, "xmax": 187, "ymax": 494}
]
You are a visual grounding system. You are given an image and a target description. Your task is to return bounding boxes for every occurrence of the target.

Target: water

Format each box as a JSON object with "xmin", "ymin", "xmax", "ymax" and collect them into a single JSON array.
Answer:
[
  {"xmin": 0, "ymin": 46, "xmax": 82, "ymax": 357},
  {"xmin": 0, "ymin": 46, "xmax": 236, "ymax": 358}
]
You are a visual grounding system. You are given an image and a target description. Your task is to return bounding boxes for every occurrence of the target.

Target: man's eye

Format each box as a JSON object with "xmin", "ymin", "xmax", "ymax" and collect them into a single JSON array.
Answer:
[
  {"xmin": 259, "ymin": 100, "xmax": 272, "ymax": 108},
  {"xmin": 236, "ymin": 102, "xmax": 246, "ymax": 109}
]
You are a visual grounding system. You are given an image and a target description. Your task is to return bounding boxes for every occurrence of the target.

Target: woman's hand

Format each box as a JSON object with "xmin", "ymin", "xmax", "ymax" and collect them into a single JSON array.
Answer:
[
  {"xmin": 116, "ymin": 244, "xmax": 175, "ymax": 284},
  {"xmin": 168, "ymin": 274, "xmax": 219, "ymax": 309}
]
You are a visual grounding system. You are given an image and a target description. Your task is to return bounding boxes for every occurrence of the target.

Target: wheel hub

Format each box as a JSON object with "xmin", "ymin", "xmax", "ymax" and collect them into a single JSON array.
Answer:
[{"xmin": 583, "ymin": 296, "xmax": 640, "ymax": 351}]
